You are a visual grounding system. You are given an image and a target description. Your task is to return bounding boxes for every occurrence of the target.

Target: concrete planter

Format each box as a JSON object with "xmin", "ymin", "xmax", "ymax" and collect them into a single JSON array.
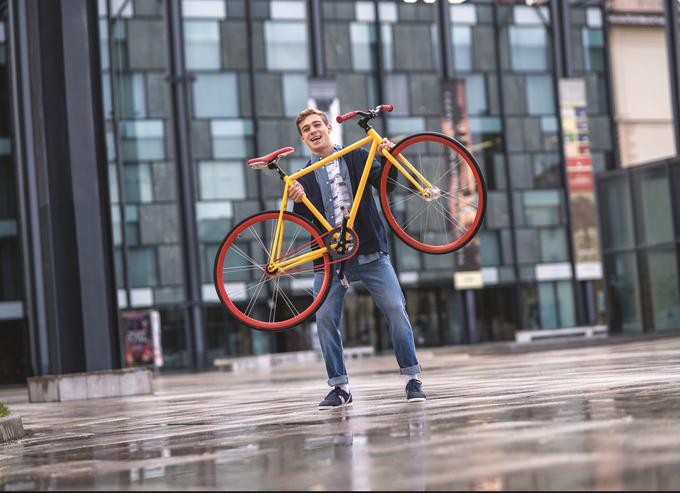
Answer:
[{"xmin": 0, "ymin": 414, "xmax": 26, "ymax": 443}]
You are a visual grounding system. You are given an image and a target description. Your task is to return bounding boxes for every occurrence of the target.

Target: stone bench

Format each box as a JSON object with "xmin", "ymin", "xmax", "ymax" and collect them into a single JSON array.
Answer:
[
  {"xmin": 515, "ymin": 325, "xmax": 608, "ymax": 343},
  {"xmin": 27, "ymin": 367, "xmax": 153, "ymax": 403}
]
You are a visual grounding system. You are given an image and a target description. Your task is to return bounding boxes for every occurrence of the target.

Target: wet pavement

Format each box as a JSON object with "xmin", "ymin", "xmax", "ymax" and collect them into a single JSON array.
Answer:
[{"xmin": 1, "ymin": 337, "xmax": 680, "ymax": 490}]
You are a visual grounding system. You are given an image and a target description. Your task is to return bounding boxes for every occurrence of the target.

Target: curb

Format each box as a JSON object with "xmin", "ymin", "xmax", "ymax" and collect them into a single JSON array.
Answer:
[{"xmin": 0, "ymin": 414, "xmax": 26, "ymax": 443}]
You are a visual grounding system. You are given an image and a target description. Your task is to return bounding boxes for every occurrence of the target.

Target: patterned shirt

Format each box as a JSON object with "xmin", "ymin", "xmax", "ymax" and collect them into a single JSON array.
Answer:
[{"xmin": 325, "ymin": 158, "xmax": 352, "ymax": 227}]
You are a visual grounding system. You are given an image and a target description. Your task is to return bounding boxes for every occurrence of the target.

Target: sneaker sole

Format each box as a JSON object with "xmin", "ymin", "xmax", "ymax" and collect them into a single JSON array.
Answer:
[
  {"xmin": 407, "ymin": 397, "xmax": 426, "ymax": 403},
  {"xmin": 318, "ymin": 402, "xmax": 353, "ymax": 410}
]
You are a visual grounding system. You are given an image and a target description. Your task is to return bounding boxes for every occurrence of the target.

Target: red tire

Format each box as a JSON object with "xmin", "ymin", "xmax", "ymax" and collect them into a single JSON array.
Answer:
[
  {"xmin": 213, "ymin": 211, "xmax": 332, "ymax": 331},
  {"xmin": 379, "ymin": 132, "xmax": 487, "ymax": 254}
]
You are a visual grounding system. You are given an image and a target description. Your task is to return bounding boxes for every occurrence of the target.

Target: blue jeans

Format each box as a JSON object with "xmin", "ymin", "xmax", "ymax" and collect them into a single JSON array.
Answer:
[{"xmin": 313, "ymin": 253, "xmax": 421, "ymax": 387}]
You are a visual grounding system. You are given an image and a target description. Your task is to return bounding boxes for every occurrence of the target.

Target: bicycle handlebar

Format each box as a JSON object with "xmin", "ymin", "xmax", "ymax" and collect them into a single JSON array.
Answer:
[
  {"xmin": 336, "ymin": 104, "xmax": 393, "ymax": 124},
  {"xmin": 336, "ymin": 111, "xmax": 358, "ymax": 123}
]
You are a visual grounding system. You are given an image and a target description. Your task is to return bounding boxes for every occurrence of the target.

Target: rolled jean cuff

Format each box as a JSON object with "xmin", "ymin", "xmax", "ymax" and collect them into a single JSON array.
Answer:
[
  {"xmin": 399, "ymin": 364, "xmax": 421, "ymax": 376},
  {"xmin": 328, "ymin": 375, "xmax": 349, "ymax": 387}
]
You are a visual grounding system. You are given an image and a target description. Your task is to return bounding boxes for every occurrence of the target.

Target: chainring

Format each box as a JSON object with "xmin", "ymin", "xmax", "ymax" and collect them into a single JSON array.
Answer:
[{"xmin": 321, "ymin": 226, "xmax": 359, "ymax": 264}]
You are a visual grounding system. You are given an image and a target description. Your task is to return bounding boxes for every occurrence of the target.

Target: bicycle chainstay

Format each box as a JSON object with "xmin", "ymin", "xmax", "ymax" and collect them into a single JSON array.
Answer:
[{"xmin": 267, "ymin": 226, "xmax": 359, "ymax": 276}]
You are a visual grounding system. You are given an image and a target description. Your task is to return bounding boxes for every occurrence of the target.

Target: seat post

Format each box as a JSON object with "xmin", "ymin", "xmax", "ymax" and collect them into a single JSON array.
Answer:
[{"xmin": 268, "ymin": 161, "xmax": 287, "ymax": 181}]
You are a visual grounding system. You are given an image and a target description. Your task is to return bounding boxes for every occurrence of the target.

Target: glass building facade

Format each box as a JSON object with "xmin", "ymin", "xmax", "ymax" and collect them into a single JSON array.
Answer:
[
  {"xmin": 598, "ymin": 159, "xmax": 680, "ymax": 334},
  {"xmin": 1, "ymin": 0, "xmax": 679, "ymax": 383}
]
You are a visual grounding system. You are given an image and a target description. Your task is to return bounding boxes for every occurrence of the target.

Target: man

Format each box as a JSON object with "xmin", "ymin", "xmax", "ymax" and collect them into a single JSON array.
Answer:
[{"xmin": 290, "ymin": 107, "xmax": 426, "ymax": 410}]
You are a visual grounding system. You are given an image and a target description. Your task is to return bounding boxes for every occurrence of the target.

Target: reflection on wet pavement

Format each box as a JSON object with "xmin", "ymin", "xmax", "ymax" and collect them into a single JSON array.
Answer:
[{"xmin": 2, "ymin": 338, "xmax": 680, "ymax": 490}]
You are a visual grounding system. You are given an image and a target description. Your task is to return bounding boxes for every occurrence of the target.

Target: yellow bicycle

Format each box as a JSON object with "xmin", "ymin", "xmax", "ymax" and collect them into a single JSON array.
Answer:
[{"xmin": 214, "ymin": 105, "xmax": 486, "ymax": 331}]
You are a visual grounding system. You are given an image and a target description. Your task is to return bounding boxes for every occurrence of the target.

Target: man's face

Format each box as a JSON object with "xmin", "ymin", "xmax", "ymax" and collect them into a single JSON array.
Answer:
[{"xmin": 299, "ymin": 115, "xmax": 333, "ymax": 155}]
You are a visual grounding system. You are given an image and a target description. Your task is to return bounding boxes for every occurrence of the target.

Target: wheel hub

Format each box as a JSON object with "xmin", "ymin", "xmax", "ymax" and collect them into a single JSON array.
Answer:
[{"xmin": 423, "ymin": 186, "xmax": 441, "ymax": 202}]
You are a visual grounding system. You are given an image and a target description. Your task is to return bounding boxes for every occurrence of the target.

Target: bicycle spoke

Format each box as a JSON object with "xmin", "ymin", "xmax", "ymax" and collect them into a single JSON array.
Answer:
[
  {"xmin": 245, "ymin": 271, "xmax": 268, "ymax": 317},
  {"xmin": 222, "ymin": 264, "xmax": 265, "ymax": 273},
  {"xmin": 388, "ymin": 176, "xmax": 424, "ymax": 196},
  {"xmin": 248, "ymin": 226, "xmax": 271, "ymax": 259},
  {"xmin": 382, "ymin": 134, "xmax": 485, "ymax": 252},
  {"xmin": 431, "ymin": 199, "xmax": 468, "ymax": 234},
  {"xmin": 284, "ymin": 227, "xmax": 303, "ymax": 256},
  {"xmin": 435, "ymin": 154, "xmax": 465, "ymax": 183},
  {"xmin": 216, "ymin": 212, "xmax": 332, "ymax": 329},
  {"xmin": 437, "ymin": 188, "xmax": 480, "ymax": 209},
  {"xmin": 276, "ymin": 283, "xmax": 300, "ymax": 318},
  {"xmin": 231, "ymin": 244, "xmax": 260, "ymax": 269},
  {"xmin": 269, "ymin": 276, "xmax": 280, "ymax": 323},
  {"xmin": 402, "ymin": 203, "xmax": 431, "ymax": 231}
]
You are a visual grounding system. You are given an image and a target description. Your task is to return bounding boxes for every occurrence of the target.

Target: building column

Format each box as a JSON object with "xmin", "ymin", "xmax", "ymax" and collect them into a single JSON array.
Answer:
[
  {"xmin": 13, "ymin": 0, "xmax": 120, "ymax": 374},
  {"xmin": 165, "ymin": 0, "xmax": 207, "ymax": 369}
]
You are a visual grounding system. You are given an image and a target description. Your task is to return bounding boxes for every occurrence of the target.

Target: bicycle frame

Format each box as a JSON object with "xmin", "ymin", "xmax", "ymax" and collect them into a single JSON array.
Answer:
[{"xmin": 267, "ymin": 128, "xmax": 435, "ymax": 274}]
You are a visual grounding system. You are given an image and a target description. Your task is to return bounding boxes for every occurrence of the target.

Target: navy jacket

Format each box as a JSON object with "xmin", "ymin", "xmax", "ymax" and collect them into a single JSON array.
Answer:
[{"xmin": 292, "ymin": 147, "xmax": 388, "ymax": 256}]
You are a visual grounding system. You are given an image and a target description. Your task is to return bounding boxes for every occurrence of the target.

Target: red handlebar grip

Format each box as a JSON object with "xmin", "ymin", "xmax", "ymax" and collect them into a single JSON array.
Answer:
[
  {"xmin": 378, "ymin": 104, "xmax": 393, "ymax": 113},
  {"xmin": 336, "ymin": 111, "xmax": 357, "ymax": 123}
]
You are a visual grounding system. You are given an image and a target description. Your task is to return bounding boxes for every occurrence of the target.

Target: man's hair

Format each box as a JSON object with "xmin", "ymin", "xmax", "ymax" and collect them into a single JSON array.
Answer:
[{"xmin": 296, "ymin": 108, "xmax": 330, "ymax": 135}]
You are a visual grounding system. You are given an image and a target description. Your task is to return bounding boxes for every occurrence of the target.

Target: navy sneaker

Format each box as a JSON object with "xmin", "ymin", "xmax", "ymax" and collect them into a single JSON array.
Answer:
[
  {"xmin": 406, "ymin": 379, "xmax": 426, "ymax": 402},
  {"xmin": 318, "ymin": 387, "xmax": 353, "ymax": 410}
]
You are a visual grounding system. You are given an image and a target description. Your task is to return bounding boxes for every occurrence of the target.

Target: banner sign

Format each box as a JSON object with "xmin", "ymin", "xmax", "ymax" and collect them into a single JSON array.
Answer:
[
  {"xmin": 442, "ymin": 79, "xmax": 483, "ymax": 289},
  {"xmin": 123, "ymin": 310, "xmax": 163, "ymax": 368},
  {"xmin": 558, "ymin": 78, "xmax": 602, "ymax": 279}
]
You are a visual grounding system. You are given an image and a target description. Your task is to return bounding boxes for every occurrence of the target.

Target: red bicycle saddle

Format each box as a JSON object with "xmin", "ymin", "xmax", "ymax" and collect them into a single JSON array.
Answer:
[{"xmin": 247, "ymin": 147, "xmax": 295, "ymax": 167}]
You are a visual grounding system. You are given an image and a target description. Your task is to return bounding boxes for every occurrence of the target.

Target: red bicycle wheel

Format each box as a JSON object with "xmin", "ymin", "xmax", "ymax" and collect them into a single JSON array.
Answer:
[
  {"xmin": 213, "ymin": 211, "xmax": 332, "ymax": 331},
  {"xmin": 379, "ymin": 132, "xmax": 486, "ymax": 254}
]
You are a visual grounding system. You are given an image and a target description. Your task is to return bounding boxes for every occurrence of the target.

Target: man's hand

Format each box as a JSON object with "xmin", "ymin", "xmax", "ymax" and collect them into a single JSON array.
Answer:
[
  {"xmin": 377, "ymin": 138, "xmax": 395, "ymax": 156},
  {"xmin": 289, "ymin": 180, "xmax": 306, "ymax": 203}
]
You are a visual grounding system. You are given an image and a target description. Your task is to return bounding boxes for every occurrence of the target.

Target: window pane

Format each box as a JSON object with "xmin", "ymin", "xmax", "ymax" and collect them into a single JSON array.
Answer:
[
  {"xmin": 608, "ymin": 252, "xmax": 642, "ymax": 333},
  {"xmin": 509, "ymin": 26, "xmax": 547, "ymax": 72},
  {"xmin": 350, "ymin": 22, "xmax": 375, "ymax": 71},
  {"xmin": 516, "ymin": 228, "xmax": 539, "ymax": 264},
  {"xmin": 642, "ymin": 248, "xmax": 680, "ymax": 331},
  {"xmin": 123, "ymin": 163, "xmax": 153, "ymax": 203},
  {"xmin": 450, "ymin": 4, "xmax": 477, "ymax": 24},
  {"xmin": 199, "ymin": 161, "xmax": 246, "ymax": 200},
  {"xmin": 271, "ymin": 0, "xmax": 306, "ymax": 20},
  {"xmin": 538, "ymin": 282, "xmax": 558, "ymax": 329},
  {"xmin": 539, "ymin": 227, "xmax": 568, "ymax": 262},
  {"xmin": 674, "ymin": 167, "xmax": 680, "ymax": 240},
  {"xmin": 526, "ymin": 75, "xmax": 554, "ymax": 115},
  {"xmin": 211, "ymin": 120, "xmax": 253, "ymax": 159},
  {"xmin": 557, "ymin": 280, "xmax": 575, "ymax": 327},
  {"xmin": 465, "ymin": 74, "xmax": 487, "ymax": 115},
  {"xmin": 114, "ymin": 74, "xmax": 147, "ymax": 119},
  {"xmin": 192, "ymin": 73, "xmax": 238, "ymax": 118},
  {"xmin": 182, "ymin": 0, "xmax": 226, "ymax": 19},
  {"xmin": 129, "ymin": 248, "xmax": 158, "ymax": 287},
  {"xmin": 381, "ymin": 24, "xmax": 394, "ymax": 71},
  {"xmin": 121, "ymin": 120, "xmax": 165, "ymax": 160},
  {"xmin": 282, "ymin": 74, "xmax": 308, "ymax": 117},
  {"xmin": 521, "ymin": 190, "xmax": 562, "ymax": 226},
  {"xmin": 451, "ymin": 26, "xmax": 472, "ymax": 71},
  {"xmin": 521, "ymin": 283, "xmax": 539, "ymax": 329},
  {"xmin": 479, "ymin": 230, "xmax": 500, "ymax": 266},
  {"xmin": 184, "ymin": 21, "xmax": 220, "ymax": 70},
  {"xmin": 634, "ymin": 167, "xmax": 673, "ymax": 245},
  {"xmin": 264, "ymin": 22, "xmax": 308, "ymax": 71},
  {"xmin": 384, "ymin": 74, "xmax": 409, "ymax": 115},
  {"xmin": 600, "ymin": 175, "xmax": 634, "ymax": 250},
  {"xmin": 582, "ymin": 28, "xmax": 604, "ymax": 72}
]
